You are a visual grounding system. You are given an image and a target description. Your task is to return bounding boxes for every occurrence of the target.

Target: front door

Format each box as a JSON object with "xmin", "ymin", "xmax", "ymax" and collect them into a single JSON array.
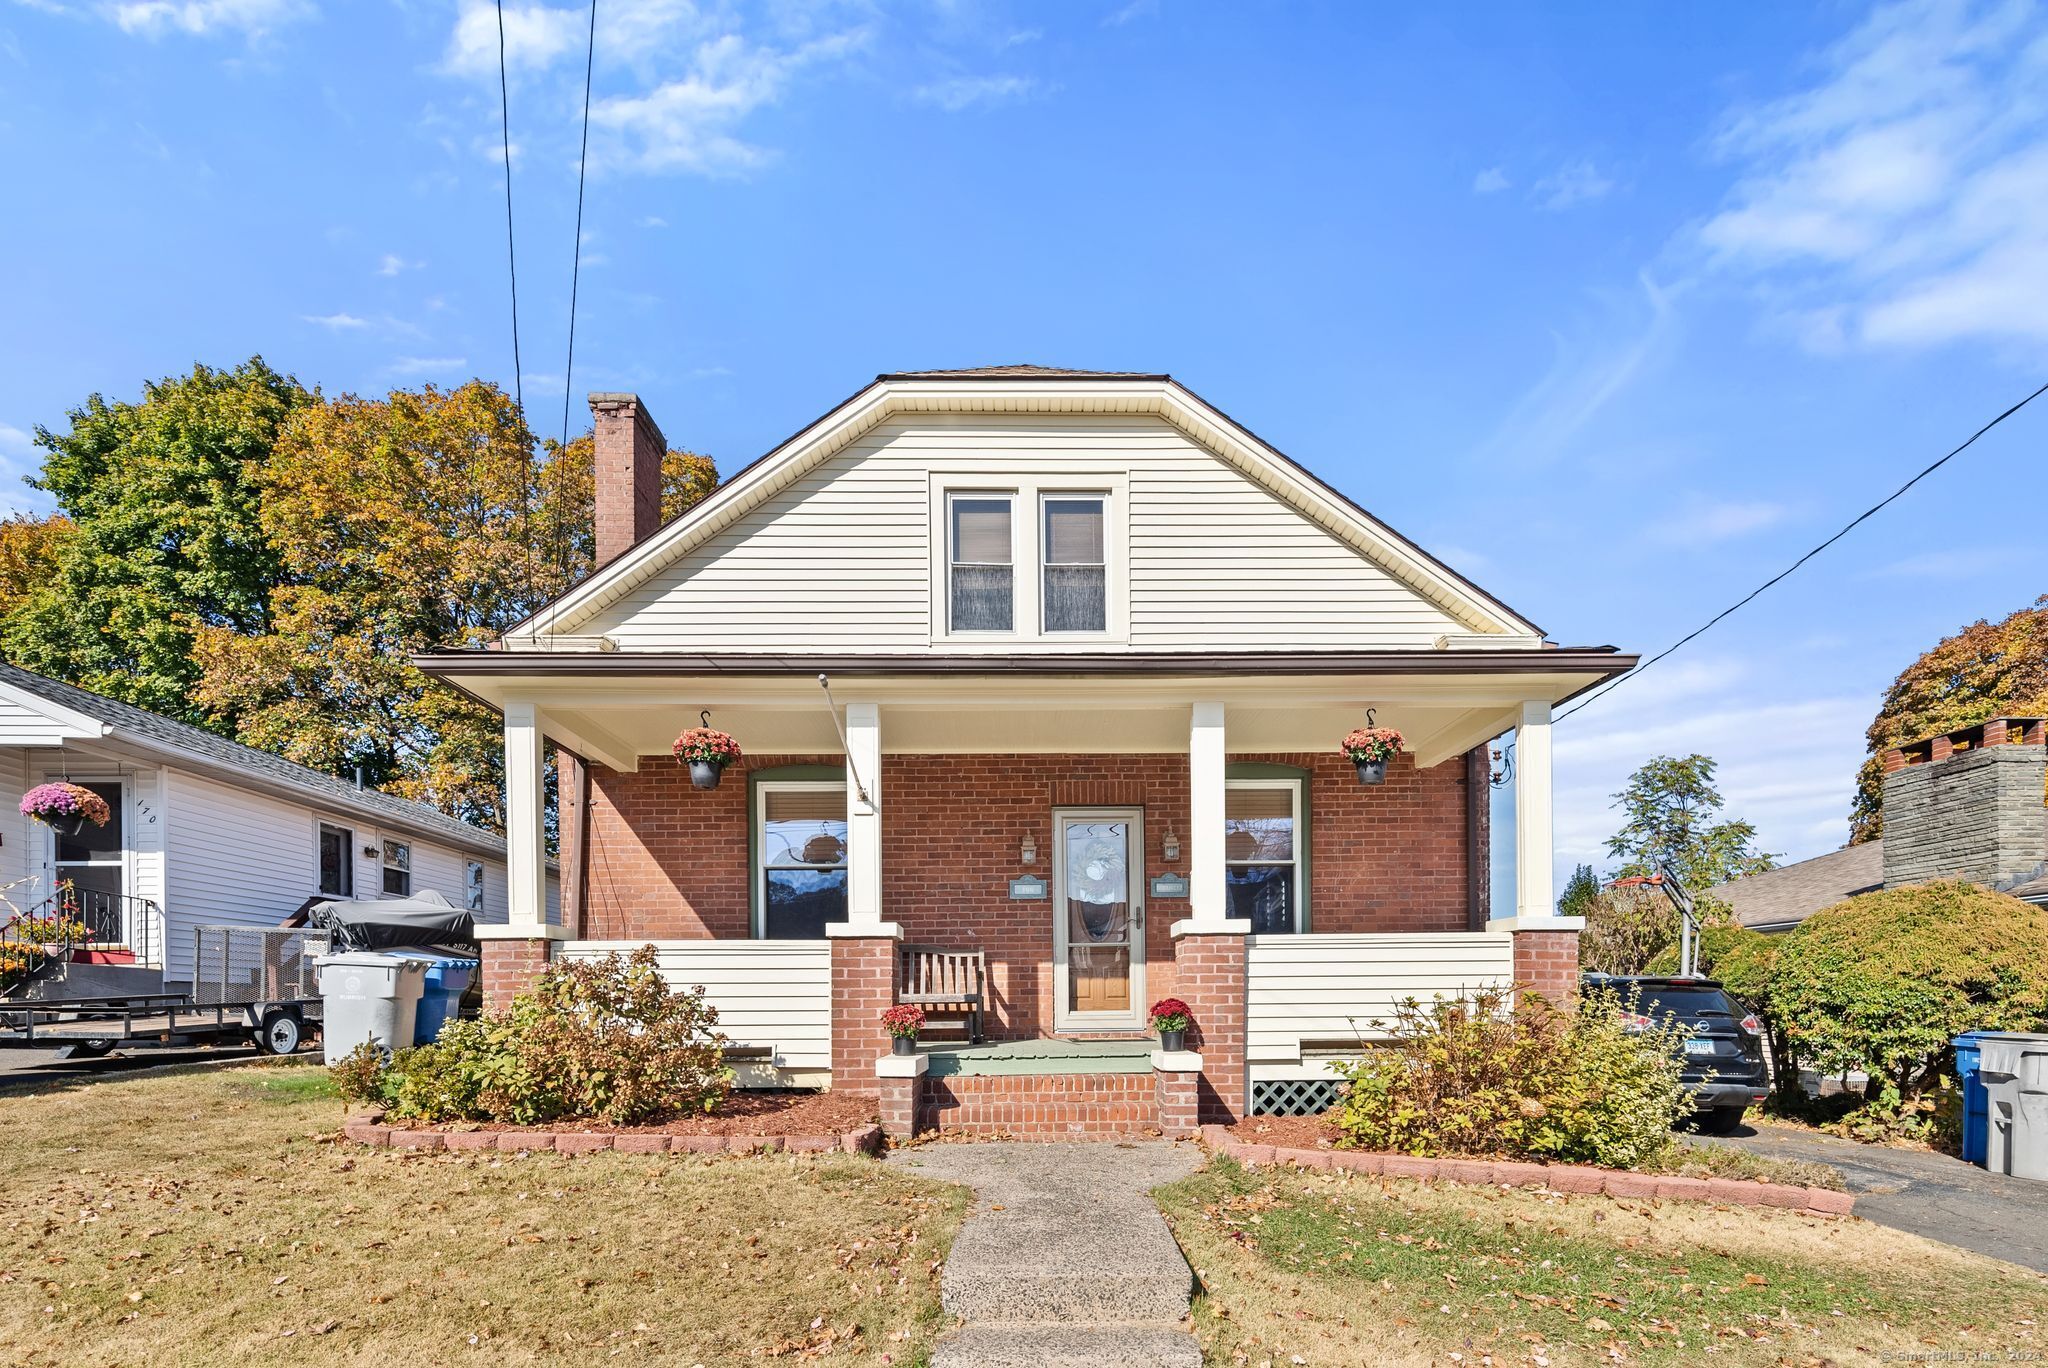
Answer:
[
  {"xmin": 47, "ymin": 780, "xmax": 127, "ymax": 945},
  {"xmin": 1053, "ymin": 808, "xmax": 1145, "ymax": 1032}
]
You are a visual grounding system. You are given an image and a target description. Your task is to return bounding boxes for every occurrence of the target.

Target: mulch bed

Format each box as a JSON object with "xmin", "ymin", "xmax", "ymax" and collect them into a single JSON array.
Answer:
[
  {"xmin": 1225, "ymin": 1113, "xmax": 1338, "ymax": 1150},
  {"xmin": 410, "ymin": 1090, "xmax": 879, "ymax": 1137}
]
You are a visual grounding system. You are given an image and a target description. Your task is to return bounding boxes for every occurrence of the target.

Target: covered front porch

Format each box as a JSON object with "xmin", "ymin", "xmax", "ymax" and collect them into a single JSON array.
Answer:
[{"xmin": 440, "ymin": 651, "xmax": 1621, "ymax": 1128}]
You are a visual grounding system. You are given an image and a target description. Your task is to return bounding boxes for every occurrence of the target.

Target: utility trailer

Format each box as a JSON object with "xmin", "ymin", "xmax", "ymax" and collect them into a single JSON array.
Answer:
[{"xmin": 0, "ymin": 927, "xmax": 326, "ymax": 1058}]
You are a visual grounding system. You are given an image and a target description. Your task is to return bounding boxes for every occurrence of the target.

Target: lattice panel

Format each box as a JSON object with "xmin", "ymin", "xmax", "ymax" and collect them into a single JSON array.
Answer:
[{"xmin": 1250, "ymin": 1078, "xmax": 1343, "ymax": 1117}]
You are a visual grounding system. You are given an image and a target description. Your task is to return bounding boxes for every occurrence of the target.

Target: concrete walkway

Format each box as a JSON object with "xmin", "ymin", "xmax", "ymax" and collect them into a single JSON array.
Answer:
[
  {"xmin": 1697, "ymin": 1123, "xmax": 2048, "ymax": 1272},
  {"xmin": 889, "ymin": 1141, "xmax": 1203, "ymax": 1368}
]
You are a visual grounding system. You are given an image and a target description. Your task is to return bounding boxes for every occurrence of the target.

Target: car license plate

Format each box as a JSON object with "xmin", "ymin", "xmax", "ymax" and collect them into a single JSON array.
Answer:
[{"xmin": 1684, "ymin": 1039, "xmax": 1716, "ymax": 1056}]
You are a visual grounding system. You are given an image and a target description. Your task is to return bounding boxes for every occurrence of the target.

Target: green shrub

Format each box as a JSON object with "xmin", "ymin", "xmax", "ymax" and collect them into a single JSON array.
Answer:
[
  {"xmin": 1769, "ymin": 880, "xmax": 2048, "ymax": 1106},
  {"xmin": 1331, "ymin": 986, "xmax": 1693, "ymax": 1169},
  {"xmin": 322, "ymin": 946, "xmax": 732, "ymax": 1126}
]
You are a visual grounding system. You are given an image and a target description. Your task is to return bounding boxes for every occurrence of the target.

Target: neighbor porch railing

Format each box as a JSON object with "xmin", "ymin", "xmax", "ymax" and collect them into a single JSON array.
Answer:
[
  {"xmin": 559, "ymin": 939, "xmax": 832, "ymax": 1076},
  {"xmin": 0, "ymin": 889, "xmax": 164, "ymax": 992}
]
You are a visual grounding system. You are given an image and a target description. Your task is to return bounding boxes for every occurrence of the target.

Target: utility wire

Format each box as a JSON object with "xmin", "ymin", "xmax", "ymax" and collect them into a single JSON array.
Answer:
[
  {"xmin": 1557, "ymin": 376, "xmax": 2048, "ymax": 723},
  {"xmin": 494, "ymin": 0, "xmax": 524, "ymax": 411},
  {"xmin": 562, "ymin": 0, "xmax": 597, "ymax": 450}
]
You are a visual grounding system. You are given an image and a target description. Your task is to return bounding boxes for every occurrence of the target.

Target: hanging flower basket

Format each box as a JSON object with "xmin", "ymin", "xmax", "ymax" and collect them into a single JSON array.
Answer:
[
  {"xmin": 20, "ymin": 782, "xmax": 110, "ymax": 837},
  {"xmin": 1149, "ymin": 997, "xmax": 1193, "ymax": 1053},
  {"xmin": 672, "ymin": 727, "xmax": 742, "ymax": 790},
  {"xmin": 882, "ymin": 1003, "xmax": 926, "ymax": 1055},
  {"xmin": 1341, "ymin": 727, "xmax": 1404, "ymax": 786}
]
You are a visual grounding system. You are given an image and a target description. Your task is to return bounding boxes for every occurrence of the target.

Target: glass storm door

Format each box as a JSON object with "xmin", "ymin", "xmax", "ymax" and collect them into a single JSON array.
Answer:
[
  {"xmin": 1053, "ymin": 809, "xmax": 1145, "ymax": 1031},
  {"xmin": 48, "ymin": 780, "xmax": 127, "ymax": 945}
]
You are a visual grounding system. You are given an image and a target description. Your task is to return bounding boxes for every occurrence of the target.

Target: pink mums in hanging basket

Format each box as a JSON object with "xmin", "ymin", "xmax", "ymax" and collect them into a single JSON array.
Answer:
[
  {"xmin": 1341, "ymin": 727, "xmax": 1404, "ymax": 786},
  {"xmin": 20, "ymin": 782, "xmax": 111, "ymax": 831},
  {"xmin": 672, "ymin": 727, "xmax": 742, "ymax": 790}
]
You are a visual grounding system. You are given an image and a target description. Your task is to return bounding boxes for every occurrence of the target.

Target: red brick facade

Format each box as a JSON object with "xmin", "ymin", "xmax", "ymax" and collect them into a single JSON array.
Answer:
[
  {"xmin": 918, "ymin": 1071, "xmax": 1158, "ymax": 1137},
  {"xmin": 1175, "ymin": 931, "xmax": 1248, "ymax": 1123},
  {"xmin": 479, "ymin": 938, "xmax": 552, "ymax": 1010},
  {"xmin": 571, "ymin": 748, "xmax": 1481, "ymax": 1040},
  {"xmin": 1155, "ymin": 1062, "xmax": 1200, "ymax": 1138},
  {"xmin": 1512, "ymin": 930, "xmax": 1580, "ymax": 1007},
  {"xmin": 829, "ymin": 935, "xmax": 896, "ymax": 1093}
]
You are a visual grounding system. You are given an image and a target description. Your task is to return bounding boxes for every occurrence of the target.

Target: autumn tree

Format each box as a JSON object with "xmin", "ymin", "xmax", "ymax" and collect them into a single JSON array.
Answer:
[
  {"xmin": 0, "ymin": 515, "xmax": 74, "ymax": 615},
  {"xmin": 1850, "ymin": 597, "xmax": 2048, "ymax": 843},
  {"xmin": 190, "ymin": 382, "xmax": 715, "ymax": 828},
  {"xmin": 1605, "ymin": 754, "xmax": 1776, "ymax": 894},
  {"xmin": 0, "ymin": 358, "xmax": 314, "ymax": 718}
]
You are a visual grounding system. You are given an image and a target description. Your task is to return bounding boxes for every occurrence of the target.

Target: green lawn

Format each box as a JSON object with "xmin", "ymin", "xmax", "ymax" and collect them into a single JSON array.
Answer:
[
  {"xmin": 0, "ymin": 1063, "xmax": 967, "ymax": 1367},
  {"xmin": 1157, "ymin": 1158, "xmax": 2048, "ymax": 1366}
]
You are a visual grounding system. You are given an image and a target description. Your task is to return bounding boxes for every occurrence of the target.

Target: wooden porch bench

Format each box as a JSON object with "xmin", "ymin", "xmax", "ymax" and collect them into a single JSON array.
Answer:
[{"xmin": 897, "ymin": 944, "xmax": 986, "ymax": 1044}]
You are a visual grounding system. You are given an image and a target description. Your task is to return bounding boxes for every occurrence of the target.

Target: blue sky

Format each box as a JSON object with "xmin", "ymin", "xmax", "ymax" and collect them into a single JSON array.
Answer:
[{"xmin": 3, "ymin": 0, "xmax": 2046, "ymax": 891}]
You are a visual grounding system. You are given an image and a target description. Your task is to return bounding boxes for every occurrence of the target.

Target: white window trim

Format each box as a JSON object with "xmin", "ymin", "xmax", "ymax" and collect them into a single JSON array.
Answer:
[
  {"xmin": 928, "ymin": 471, "xmax": 1129, "ymax": 648},
  {"xmin": 753, "ymin": 779, "xmax": 849, "ymax": 938},
  {"xmin": 316, "ymin": 819, "xmax": 355, "ymax": 898},
  {"xmin": 381, "ymin": 838, "xmax": 412, "ymax": 898},
  {"xmin": 1224, "ymin": 777, "xmax": 1305, "ymax": 933}
]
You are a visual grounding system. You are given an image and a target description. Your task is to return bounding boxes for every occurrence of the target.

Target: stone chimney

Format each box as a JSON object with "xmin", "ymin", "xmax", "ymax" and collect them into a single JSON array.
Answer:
[
  {"xmin": 1881, "ymin": 718, "xmax": 2048, "ymax": 891},
  {"xmin": 589, "ymin": 392, "xmax": 665, "ymax": 569}
]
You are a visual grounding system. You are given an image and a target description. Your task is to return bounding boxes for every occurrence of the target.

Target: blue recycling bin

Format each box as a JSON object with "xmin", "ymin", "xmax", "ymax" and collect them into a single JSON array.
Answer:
[
  {"xmin": 1957, "ymin": 1030, "xmax": 1993, "ymax": 1165},
  {"xmin": 411, "ymin": 954, "xmax": 481, "ymax": 1046}
]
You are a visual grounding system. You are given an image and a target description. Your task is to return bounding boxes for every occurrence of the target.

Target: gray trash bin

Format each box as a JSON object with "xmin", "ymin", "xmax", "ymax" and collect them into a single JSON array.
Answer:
[
  {"xmin": 1978, "ymin": 1032, "xmax": 2048, "ymax": 1182},
  {"xmin": 315, "ymin": 952, "xmax": 429, "ymax": 1064}
]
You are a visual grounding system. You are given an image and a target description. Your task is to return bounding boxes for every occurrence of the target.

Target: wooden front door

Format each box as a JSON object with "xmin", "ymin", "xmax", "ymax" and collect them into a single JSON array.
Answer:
[{"xmin": 1052, "ymin": 807, "xmax": 1145, "ymax": 1032}]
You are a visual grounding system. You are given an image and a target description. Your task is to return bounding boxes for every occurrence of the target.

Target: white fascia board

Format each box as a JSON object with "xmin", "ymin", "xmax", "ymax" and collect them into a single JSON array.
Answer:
[
  {"xmin": 508, "ymin": 377, "xmax": 1544, "ymax": 642},
  {"xmin": 0, "ymin": 680, "xmax": 113, "ymax": 744}
]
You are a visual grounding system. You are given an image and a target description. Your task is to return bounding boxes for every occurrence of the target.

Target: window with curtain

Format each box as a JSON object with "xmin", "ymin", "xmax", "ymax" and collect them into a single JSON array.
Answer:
[
  {"xmin": 1224, "ymin": 781, "xmax": 1301, "ymax": 933},
  {"xmin": 758, "ymin": 783, "xmax": 848, "ymax": 938},
  {"xmin": 949, "ymin": 495, "xmax": 1013, "ymax": 631},
  {"xmin": 1042, "ymin": 496, "xmax": 1106, "ymax": 632}
]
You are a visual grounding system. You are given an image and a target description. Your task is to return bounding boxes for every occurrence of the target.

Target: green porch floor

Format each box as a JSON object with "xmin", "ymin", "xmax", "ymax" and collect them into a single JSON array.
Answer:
[{"xmin": 918, "ymin": 1037, "xmax": 1155, "ymax": 1078}]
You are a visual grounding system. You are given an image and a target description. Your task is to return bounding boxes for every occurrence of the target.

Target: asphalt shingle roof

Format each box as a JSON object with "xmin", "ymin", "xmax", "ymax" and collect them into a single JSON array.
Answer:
[
  {"xmin": 0, "ymin": 660, "xmax": 505, "ymax": 856},
  {"xmin": 1707, "ymin": 840, "xmax": 1884, "ymax": 929}
]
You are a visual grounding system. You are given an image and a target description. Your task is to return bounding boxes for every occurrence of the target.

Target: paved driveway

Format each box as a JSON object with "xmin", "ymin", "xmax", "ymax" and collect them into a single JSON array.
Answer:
[{"xmin": 1697, "ymin": 1123, "xmax": 2048, "ymax": 1273}]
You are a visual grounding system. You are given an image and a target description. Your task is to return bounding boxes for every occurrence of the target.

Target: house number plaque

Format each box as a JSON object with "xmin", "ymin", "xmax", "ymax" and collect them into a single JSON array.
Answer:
[
  {"xmin": 1148, "ymin": 873, "xmax": 1190, "ymax": 898},
  {"xmin": 1007, "ymin": 875, "xmax": 1048, "ymax": 900}
]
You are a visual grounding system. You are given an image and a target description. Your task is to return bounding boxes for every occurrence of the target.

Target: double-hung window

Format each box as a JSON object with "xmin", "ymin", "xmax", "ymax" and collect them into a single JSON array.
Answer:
[
  {"xmin": 465, "ymin": 860, "xmax": 486, "ymax": 912},
  {"xmin": 382, "ymin": 840, "xmax": 411, "ymax": 897},
  {"xmin": 948, "ymin": 495, "xmax": 1014, "ymax": 632},
  {"xmin": 1224, "ymin": 780, "xmax": 1303, "ymax": 934},
  {"xmin": 1042, "ymin": 496, "xmax": 1106, "ymax": 633},
  {"xmin": 318, "ymin": 823, "xmax": 354, "ymax": 897},
  {"xmin": 756, "ymin": 782, "xmax": 848, "ymax": 938}
]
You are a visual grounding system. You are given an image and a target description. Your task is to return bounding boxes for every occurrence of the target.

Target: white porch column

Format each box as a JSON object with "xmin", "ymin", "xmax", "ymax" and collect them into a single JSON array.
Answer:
[
  {"xmin": 1181, "ymin": 700, "xmax": 1244, "ymax": 933},
  {"xmin": 844, "ymin": 701, "xmax": 885, "ymax": 928},
  {"xmin": 503, "ymin": 700, "xmax": 549, "ymax": 928},
  {"xmin": 1513, "ymin": 698, "xmax": 1555, "ymax": 921}
]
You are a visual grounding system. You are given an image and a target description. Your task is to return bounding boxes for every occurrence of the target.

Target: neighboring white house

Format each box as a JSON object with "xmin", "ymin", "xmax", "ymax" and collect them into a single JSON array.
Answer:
[{"xmin": 0, "ymin": 660, "xmax": 558, "ymax": 988}]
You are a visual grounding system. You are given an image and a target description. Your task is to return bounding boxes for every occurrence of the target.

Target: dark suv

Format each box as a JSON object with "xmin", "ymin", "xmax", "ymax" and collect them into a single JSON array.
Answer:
[{"xmin": 1581, "ymin": 975, "xmax": 1769, "ymax": 1134}]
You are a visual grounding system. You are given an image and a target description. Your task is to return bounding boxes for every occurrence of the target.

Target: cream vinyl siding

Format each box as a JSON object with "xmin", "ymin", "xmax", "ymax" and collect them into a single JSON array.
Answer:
[
  {"xmin": 560, "ymin": 939, "xmax": 830, "ymax": 1076},
  {"xmin": 1244, "ymin": 932, "xmax": 1514, "ymax": 1077},
  {"xmin": 163, "ymin": 770, "xmax": 324, "ymax": 984},
  {"xmin": 587, "ymin": 414, "xmax": 1468, "ymax": 651}
]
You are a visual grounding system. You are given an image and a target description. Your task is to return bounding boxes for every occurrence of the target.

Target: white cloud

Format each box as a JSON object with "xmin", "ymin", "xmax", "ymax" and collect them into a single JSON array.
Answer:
[
  {"xmin": 1531, "ymin": 157, "xmax": 1614, "ymax": 211},
  {"xmin": 913, "ymin": 74, "xmax": 1038, "ymax": 112},
  {"xmin": 1472, "ymin": 166, "xmax": 1509, "ymax": 194},
  {"xmin": 108, "ymin": 0, "xmax": 307, "ymax": 37},
  {"xmin": 0, "ymin": 423, "xmax": 35, "ymax": 458},
  {"xmin": 1103, "ymin": 0, "xmax": 1156, "ymax": 25},
  {"xmin": 1675, "ymin": 497, "xmax": 1790, "ymax": 543},
  {"xmin": 589, "ymin": 31, "xmax": 863, "ymax": 175},
  {"xmin": 301, "ymin": 311, "xmax": 368, "ymax": 329},
  {"xmin": 388, "ymin": 356, "xmax": 469, "ymax": 376},
  {"xmin": 1697, "ymin": 0, "xmax": 2048, "ymax": 349},
  {"xmin": 375, "ymin": 253, "xmax": 421, "ymax": 276},
  {"xmin": 1862, "ymin": 545, "xmax": 2023, "ymax": 579},
  {"xmin": 442, "ymin": 0, "xmax": 580, "ymax": 77},
  {"xmin": 635, "ymin": 215, "xmax": 668, "ymax": 228}
]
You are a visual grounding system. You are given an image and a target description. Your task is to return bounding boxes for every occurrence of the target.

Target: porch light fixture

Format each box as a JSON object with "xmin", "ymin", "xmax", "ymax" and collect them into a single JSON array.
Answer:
[
  {"xmin": 1020, "ymin": 832, "xmax": 1037, "ymax": 864},
  {"xmin": 1161, "ymin": 827, "xmax": 1180, "ymax": 862}
]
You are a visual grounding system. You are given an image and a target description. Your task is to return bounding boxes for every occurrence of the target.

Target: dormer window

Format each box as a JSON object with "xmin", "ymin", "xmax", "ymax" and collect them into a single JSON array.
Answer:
[
  {"xmin": 1043, "ymin": 497, "xmax": 1105, "ymax": 633},
  {"xmin": 931, "ymin": 474, "xmax": 1126, "ymax": 645},
  {"xmin": 949, "ymin": 495, "xmax": 1015, "ymax": 632}
]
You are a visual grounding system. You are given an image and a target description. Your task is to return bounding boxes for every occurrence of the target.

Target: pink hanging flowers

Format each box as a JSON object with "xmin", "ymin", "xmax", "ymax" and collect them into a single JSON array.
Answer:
[{"xmin": 20, "ymin": 782, "xmax": 111, "ymax": 828}]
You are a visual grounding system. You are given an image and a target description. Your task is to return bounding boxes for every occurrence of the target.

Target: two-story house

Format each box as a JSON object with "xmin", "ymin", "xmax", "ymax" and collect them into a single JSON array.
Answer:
[{"xmin": 416, "ymin": 366, "xmax": 1631, "ymax": 1134}]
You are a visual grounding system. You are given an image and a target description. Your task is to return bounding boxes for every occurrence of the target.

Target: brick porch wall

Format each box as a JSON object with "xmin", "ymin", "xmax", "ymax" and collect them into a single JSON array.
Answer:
[
  {"xmin": 1176, "ymin": 932, "xmax": 1248, "ymax": 1123},
  {"xmin": 573, "ymin": 748, "xmax": 1480, "ymax": 1042},
  {"xmin": 1513, "ymin": 930, "xmax": 1580, "ymax": 1007},
  {"xmin": 478, "ymin": 938, "xmax": 552, "ymax": 1010},
  {"xmin": 829, "ymin": 936, "xmax": 896, "ymax": 1093},
  {"xmin": 918, "ymin": 1071, "xmax": 1158, "ymax": 1137}
]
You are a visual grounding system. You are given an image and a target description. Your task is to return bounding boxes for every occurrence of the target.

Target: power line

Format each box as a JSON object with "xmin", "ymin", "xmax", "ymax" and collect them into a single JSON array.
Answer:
[
  {"xmin": 562, "ymin": 0, "xmax": 597, "ymax": 450},
  {"xmin": 1557, "ymin": 376, "xmax": 2048, "ymax": 723},
  {"xmin": 494, "ymin": 0, "xmax": 523, "ymax": 411}
]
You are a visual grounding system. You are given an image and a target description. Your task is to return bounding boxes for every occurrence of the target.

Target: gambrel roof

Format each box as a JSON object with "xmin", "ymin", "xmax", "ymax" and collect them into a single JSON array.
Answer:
[{"xmin": 507, "ymin": 369, "xmax": 1544, "ymax": 645}]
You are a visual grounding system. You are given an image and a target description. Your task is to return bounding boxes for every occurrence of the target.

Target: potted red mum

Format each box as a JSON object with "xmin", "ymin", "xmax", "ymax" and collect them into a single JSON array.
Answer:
[
  {"xmin": 20, "ymin": 782, "xmax": 111, "ymax": 838},
  {"xmin": 1148, "ymin": 997, "xmax": 1193, "ymax": 1052},
  {"xmin": 882, "ymin": 1003, "xmax": 926, "ymax": 1056},
  {"xmin": 1341, "ymin": 726, "xmax": 1404, "ymax": 786},
  {"xmin": 672, "ymin": 726, "xmax": 742, "ymax": 790}
]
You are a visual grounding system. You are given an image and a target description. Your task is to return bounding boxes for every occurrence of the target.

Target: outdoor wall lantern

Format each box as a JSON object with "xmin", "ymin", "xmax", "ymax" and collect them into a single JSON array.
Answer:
[
  {"xmin": 1020, "ymin": 832, "xmax": 1038, "ymax": 865},
  {"xmin": 1161, "ymin": 827, "xmax": 1181, "ymax": 862}
]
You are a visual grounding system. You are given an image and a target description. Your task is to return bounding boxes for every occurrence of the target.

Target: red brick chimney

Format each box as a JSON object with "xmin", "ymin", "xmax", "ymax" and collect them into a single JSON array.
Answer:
[{"xmin": 589, "ymin": 392, "xmax": 664, "ymax": 569}]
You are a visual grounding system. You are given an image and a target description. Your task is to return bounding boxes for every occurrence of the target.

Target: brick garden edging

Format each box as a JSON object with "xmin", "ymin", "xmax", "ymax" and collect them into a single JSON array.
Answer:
[
  {"xmin": 341, "ymin": 1117, "xmax": 886, "ymax": 1157},
  {"xmin": 1200, "ymin": 1126, "xmax": 1855, "ymax": 1218}
]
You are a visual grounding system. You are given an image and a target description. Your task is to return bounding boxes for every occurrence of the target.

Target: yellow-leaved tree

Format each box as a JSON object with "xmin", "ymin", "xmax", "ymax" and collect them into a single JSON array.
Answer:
[{"xmin": 190, "ymin": 382, "xmax": 715, "ymax": 829}]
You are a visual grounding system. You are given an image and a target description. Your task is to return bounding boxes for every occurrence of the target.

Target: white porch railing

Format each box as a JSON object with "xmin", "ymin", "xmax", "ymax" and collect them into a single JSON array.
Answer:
[
  {"xmin": 1245, "ymin": 931, "xmax": 1514, "ymax": 1080},
  {"xmin": 560, "ymin": 939, "xmax": 831, "ymax": 1078}
]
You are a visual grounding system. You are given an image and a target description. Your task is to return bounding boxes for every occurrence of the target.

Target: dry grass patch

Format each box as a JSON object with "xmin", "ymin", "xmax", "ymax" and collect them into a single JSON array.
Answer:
[
  {"xmin": 1157, "ymin": 1158, "xmax": 2048, "ymax": 1367},
  {"xmin": 0, "ymin": 1063, "xmax": 967, "ymax": 1366}
]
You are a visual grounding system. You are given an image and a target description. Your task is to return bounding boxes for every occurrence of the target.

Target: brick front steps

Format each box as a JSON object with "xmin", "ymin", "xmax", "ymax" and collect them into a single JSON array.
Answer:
[
  {"xmin": 342, "ymin": 1117, "xmax": 885, "ymax": 1157},
  {"xmin": 1201, "ymin": 1126, "xmax": 1855, "ymax": 1218}
]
